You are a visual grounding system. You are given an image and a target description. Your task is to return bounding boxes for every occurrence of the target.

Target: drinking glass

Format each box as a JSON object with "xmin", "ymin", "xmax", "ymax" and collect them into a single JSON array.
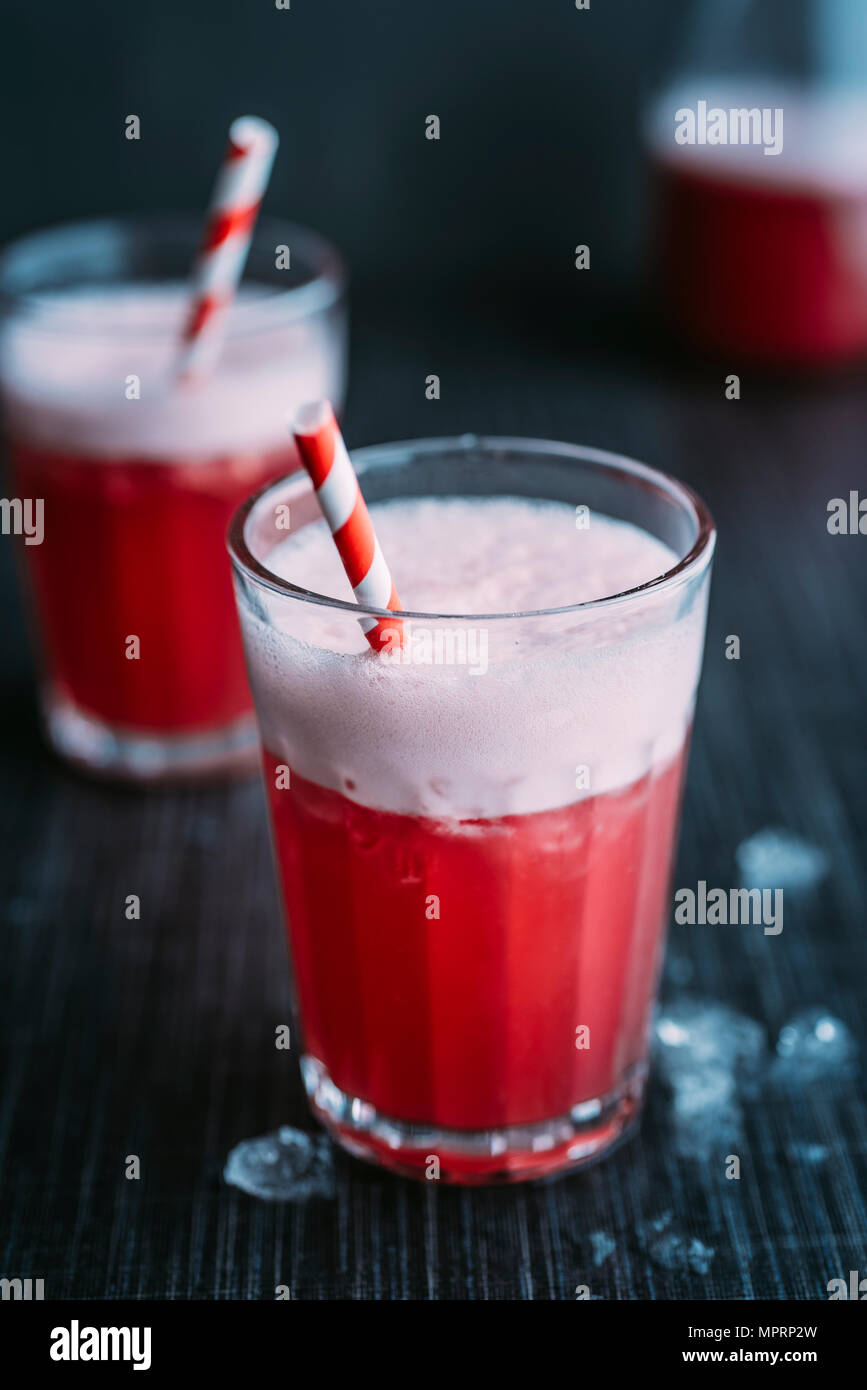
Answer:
[
  {"xmin": 0, "ymin": 214, "xmax": 347, "ymax": 779},
  {"xmin": 229, "ymin": 437, "xmax": 715, "ymax": 1183}
]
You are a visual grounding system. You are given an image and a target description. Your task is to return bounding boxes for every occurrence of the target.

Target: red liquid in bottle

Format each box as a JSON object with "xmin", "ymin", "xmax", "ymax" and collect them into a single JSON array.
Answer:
[{"xmin": 648, "ymin": 85, "xmax": 867, "ymax": 364}]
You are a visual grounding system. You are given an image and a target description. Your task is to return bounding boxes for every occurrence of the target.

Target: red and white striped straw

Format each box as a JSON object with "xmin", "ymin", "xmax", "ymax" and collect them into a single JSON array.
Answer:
[
  {"xmin": 291, "ymin": 400, "xmax": 404, "ymax": 653},
  {"xmin": 177, "ymin": 115, "xmax": 279, "ymax": 382}
]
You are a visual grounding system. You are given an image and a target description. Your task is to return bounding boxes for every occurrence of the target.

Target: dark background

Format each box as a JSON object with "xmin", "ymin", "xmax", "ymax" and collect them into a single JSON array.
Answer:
[
  {"xmin": 0, "ymin": 0, "xmax": 820, "ymax": 296},
  {"xmin": 3, "ymin": 0, "xmax": 699, "ymax": 295},
  {"xmin": 1, "ymin": 0, "xmax": 865, "ymax": 1300}
]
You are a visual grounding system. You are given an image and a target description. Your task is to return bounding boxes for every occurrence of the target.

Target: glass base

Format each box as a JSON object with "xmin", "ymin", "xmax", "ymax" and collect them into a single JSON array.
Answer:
[
  {"xmin": 301, "ymin": 1055, "xmax": 646, "ymax": 1185},
  {"xmin": 43, "ymin": 689, "xmax": 260, "ymax": 783}
]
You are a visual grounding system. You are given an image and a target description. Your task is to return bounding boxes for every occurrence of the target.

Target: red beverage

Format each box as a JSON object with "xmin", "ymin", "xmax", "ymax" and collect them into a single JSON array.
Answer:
[
  {"xmin": 0, "ymin": 217, "xmax": 347, "ymax": 778},
  {"xmin": 647, "ymin": 84, "xmax": 867, "ymax": 364},
  {"xmin": 230, "ymin": 444, "xmax": 715, "ymax": 1183},
  {"xmin": 11, "ymin": 442, "xmax": 293, "ymax": 737},
  {"xmin": 264, "ymin": 754, "xmax": 687, "ymax": 1143}
]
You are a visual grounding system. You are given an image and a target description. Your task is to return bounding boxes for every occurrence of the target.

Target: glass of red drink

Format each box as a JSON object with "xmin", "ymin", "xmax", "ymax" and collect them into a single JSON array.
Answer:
[
  {"xmin": 228, "ymin": 437, "xmax": 715, "ymax": 1184},
  {"xmin": 0, "ymin": 216, "xmax": 347, "ymax": 779},
  {"xmin": 646, "ymin": 79, "xmax": 867, "ymax": 365}
]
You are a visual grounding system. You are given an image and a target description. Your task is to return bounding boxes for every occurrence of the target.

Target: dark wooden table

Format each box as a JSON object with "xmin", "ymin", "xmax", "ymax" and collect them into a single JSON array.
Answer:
[{"xmin": 1, "ymin": 286, "xmax": 865, "ymax": 1299}]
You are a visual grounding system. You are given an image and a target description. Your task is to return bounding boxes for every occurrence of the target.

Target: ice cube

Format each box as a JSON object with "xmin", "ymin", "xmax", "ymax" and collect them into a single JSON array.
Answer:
[
  {"xmin": 639, "ymin": 1211, "xmax": 715, "ymax": 1275},
  {"xmin": 654, "ymin": 1000, "xmax": 765, "ymax": 1158},
  {"xmin": 735, "ymin": 827, "xmax": 829, "ymax": 892},
  {"xmin": 786, "ymin": 1141, "xmax": 830, "ymax": 1165},
  {"xmin": 654, "ymin": 999, "xmax": 765, "ymax": 1078},
  {"xmin": 770, "ymin": 1009, "xmax": 859, "ymax": 1085},
  {"xmin": 224, "ymin": 1126, "xmax": 335, "ymax": 1202},
  {"xmin": 588, "ymin": 1231, "xmax": 616, "ymax": 1266}
]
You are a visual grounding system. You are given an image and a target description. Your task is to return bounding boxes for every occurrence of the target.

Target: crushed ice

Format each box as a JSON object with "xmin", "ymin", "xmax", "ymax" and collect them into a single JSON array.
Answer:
[
  {"xmin": 786, "ymin": 1141, "xmax": 829, "ymax": 1166},
  {"xmin": 224, "ymin": 1126, "xmax": 335, "ymax": 1201},
  {"xmin": 588, "ymin": 1231, "xmax": 617, "ymax": 1267},
  {"xmin": 654, "ymin": 998, "xmax": 859, "ymax": 1160},
  {"xmin": 653, "ymin": 999, "xmax": 765, "ymax": 1158},
  {"xmin": 639, "ymin": 1212, "xmax": 715, "ymax": 1275},
  {"xmin": 769, "ymin": 1008, "xmax": 858, "ymax": 1086},
  {"xmin": 735, "ymin": 827, "xmax": 829, "ymax": 892}
]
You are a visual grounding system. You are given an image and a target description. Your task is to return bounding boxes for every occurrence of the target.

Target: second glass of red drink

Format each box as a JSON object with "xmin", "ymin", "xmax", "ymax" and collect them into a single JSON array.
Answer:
[{"xmin": 0, "ymin": 214, "xmax": 347, "ymax": 779}]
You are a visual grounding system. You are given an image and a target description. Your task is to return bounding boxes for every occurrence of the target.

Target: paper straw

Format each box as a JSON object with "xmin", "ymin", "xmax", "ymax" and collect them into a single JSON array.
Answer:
[
  {"xmin": 291, "ymin": 401, "xmax": 405, "ymax": 653},
  {"xmin": 177, "ymin": 115, "xmax": 279, "ymax": 381}
]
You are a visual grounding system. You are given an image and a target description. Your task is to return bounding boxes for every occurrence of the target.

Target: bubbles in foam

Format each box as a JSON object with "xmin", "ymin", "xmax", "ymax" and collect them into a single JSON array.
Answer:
[
  {"xmin": 0, "ymin": 282, "xmax": 344, "ymax": 458},
  {"xmin": 266, "ymin": 495, "xmax": 678, "ymax": 620},
  {"xmin": 242, "ymin": 495, "xmax": 708, "ymax": 818}
]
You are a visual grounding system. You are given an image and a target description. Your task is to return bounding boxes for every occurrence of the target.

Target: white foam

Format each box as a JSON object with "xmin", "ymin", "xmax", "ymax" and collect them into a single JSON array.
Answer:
[
  {"xmin": 240, "ymin": 497, "xmax": 710, "ymax": 818},
  {"xmin": 647, "ymin": 80, "xmax": 867, "ymax": 192},
  {"xmin": 0, "ymin": 283, "xmax": 345, "ymax": 458}
]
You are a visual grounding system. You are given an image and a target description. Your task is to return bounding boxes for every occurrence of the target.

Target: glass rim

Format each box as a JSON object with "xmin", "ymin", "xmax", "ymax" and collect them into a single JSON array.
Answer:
[
  {"xmin": 227, "ymin": 435, "xmax": 716, "ymax": 623},
  {"xmin": 0, "ymin": 212, "xmax": 348, "ymax": 333}
]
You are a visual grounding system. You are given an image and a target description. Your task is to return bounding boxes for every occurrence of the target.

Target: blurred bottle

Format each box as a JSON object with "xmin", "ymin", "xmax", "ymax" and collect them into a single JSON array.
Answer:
[{"xmin": 645, "ymin": 0, "xmax": 867, "ymax": 365}]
